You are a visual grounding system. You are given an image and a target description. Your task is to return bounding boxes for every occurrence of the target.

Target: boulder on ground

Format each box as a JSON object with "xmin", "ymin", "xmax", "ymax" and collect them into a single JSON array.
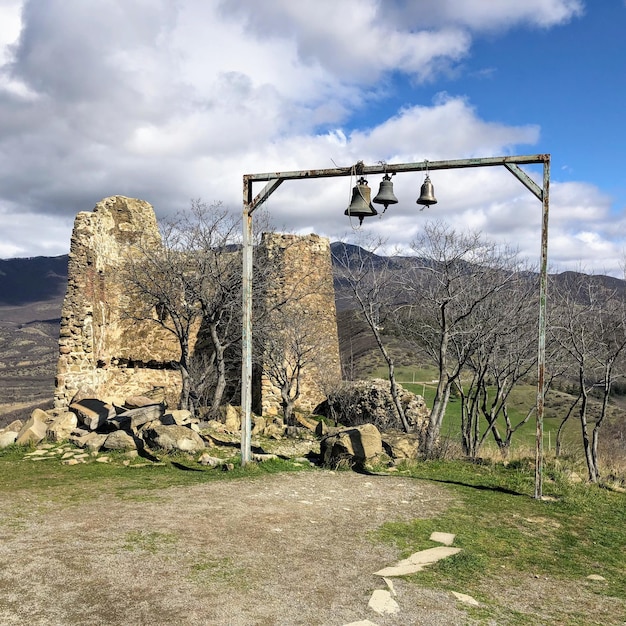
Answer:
[
  {"xmin": 319, "ymin": 379, "xmax": 429, "ymax": 434},
  {"xmin": 381, "ymin": 431, "xmax": 421, "ymax": 459},
  {"xmin": 15, "ymin": 410, "xmax": 50, "ymax": 445},
  {"xmin": 46, "ymin": 411, "xmax": 79, "ymax": 442},
  {"xmin": 2, "ymin": 420, "xmax": 24, "ymax": 433},
  {"xmin": 143, "ymin": 424, "xmax": 206, "ymax": 453},
  {"xmin": 69, "ymin": 431, "xmax": 107, "ymax": 450},
  {"xmin": 103, "ymin": 430, "xmax": 137, "ymax": 451},
  {"xmin": 320, "ymin": 423, "xmax": 382, "ymax": 467},
  {"xmin": 222, "ymin": 404, "xmax": 241, "ymax": 432},
  {"xmin": 70, "ymin": 399, "xmax": 116, "ymax": 430},
  {"xmin": 0, "ymin": 431, "xmax": 18, "ymax": 448}
]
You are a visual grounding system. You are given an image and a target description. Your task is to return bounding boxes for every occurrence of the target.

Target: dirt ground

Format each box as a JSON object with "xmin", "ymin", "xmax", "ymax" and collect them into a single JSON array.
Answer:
[
  {"xmin": 0, "ymin": 467, "xmax": 622, "ymax": 626},
  {"xmin": 0, "ymin": 469, "xmax": 483, "ymax": 626}
]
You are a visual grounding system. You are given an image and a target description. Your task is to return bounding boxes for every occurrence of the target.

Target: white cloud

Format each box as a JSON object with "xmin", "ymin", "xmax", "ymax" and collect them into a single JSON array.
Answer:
[{"xmin": 0, "ymin": 0, "xmax": 623, "ymax": 277}]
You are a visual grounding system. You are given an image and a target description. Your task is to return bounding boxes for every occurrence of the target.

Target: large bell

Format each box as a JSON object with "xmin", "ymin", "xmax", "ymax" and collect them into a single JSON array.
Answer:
[
  {"xmin": 373, "ymin": 173, "xmax": 398, "ymax": 211},
  {"xmin": 345, "ymin": 177, "xmax": 378, "ymax": 225},
  {"xmin": 417, "ymin": 175, "xmax": 437, "ymax": 207}
]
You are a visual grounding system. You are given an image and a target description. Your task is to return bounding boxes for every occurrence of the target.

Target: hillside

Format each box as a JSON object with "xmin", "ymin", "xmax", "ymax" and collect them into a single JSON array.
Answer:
[{"xmin": 0, "ymin": 255, "xmax": 68, "ymax": 425}]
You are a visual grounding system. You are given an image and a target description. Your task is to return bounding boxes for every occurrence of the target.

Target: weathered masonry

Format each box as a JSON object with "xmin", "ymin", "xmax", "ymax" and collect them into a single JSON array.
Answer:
[{"xmin": 54, "ymin": 196, "xmax": 341, "ymax": 415}]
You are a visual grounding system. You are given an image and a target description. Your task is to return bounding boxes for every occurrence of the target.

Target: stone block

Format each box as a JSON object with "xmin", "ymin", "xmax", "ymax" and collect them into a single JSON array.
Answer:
[
  {"xmin": 320, "ymin": 423, "xmax": 382, "ymax": 467},
  {"xmin": 46, "ymin": 412, "xmax": 79, "ymax": 442},
  {"xmin": 15, "ymin": 412, "xmax": 49, "ymax": 446},
  {"xmin": 143, "ymin": 424, "xmax": 206, "ymax": 453},
  {"xmin": 70, "ymin": 399, "xmax": 115, "ymax": 430},
  {"xmin": 103, "ymin": 430, "xmax": 137, "ymax": 451},
  {"xmin": 0, "ymin": 431, "xmax": 18, "ymax": 448}
]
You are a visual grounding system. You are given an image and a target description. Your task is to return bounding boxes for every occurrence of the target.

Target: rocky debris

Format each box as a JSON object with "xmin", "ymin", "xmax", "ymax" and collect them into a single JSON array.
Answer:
[
  {"xmin": 221, "ymin": 404, "xmax": 242, "ymax": 432},
  {"xmin": 103, "ymin": 430, "xmax": 138, "ymax": 451},
  {"xmin": 0, "ymin": 393, "xmax": 207, "ymax": 457},
  {"xmin": 142, "ymin": 424, "xmax": 206, "ymax": 453},
  {"xmin": 451, "ymin": 591, "xmax": 480, "ymax": 606},
  {"xmin": 381, "ymin": 430, "xmax": 421, "ymax": 460},
  {"xmin": 15, "ymin": 410, "xmax": 49, "ymax": 445},
  {"xmin": 320, "ymin": 423, "xmax": 383, "ymax": 468},
  {"xmin": 70, "ymin": 399, "xmax": 116, "ymax": 431},
  {"xmin": 374, "ymin": 546, "xmax": 462, "ymax": 577},
  {"xmin": 46, "ymin": 411, "xmax": 78, "ymax": 442},
  {"xmin": 197, "ymin": 453, "xmax": 224, "ymax": 467},
  {"xmin": 430, "ymin": 531, "xmax": 456, "ymax": 546},
  {"xmin": 367, "ymin": 589, "xmax": 400, "ymax": 615},
  {"xmin": 319, "ymin": 379, "xmax": 430, "ymax": 435},
  {"xmin": 338, "ymin": 533, "xmax": 468, "ymax": 623},
  {"xmin": 0, "ymin": 431, "xmax": 18, "ymax": 448}
]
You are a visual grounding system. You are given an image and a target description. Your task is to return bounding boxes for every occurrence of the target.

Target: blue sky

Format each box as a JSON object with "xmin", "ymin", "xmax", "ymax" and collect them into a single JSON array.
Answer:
[{"xmin": 0, "ymin": 0, "xmax": 624, "ymax": 275}]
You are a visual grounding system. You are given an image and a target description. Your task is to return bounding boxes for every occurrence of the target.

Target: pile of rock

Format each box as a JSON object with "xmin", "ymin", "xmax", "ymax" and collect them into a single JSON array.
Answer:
[
  {"xmin": 0, "ymin": 394, "xmax": 209, "ymax": 455},
  {"xmin": 0, "ymin": 383, "xmax": 431, "ymax": 470},
  {"xmin": 319, "ymin": 378, "xmax": 430, "ymax": 435}
]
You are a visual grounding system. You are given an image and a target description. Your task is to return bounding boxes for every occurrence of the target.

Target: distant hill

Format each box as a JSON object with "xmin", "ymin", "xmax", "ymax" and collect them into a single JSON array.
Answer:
[
  {"xmin": 1, "ymin": 249, "xmax": 625, "ymax": 425},
  {"xmin": 0, "ymin": 255, "xmax": 68, "ymax": 307},
  {"xmin": 0, "ymin": 255, "xmax": 68, "ymax": 424}
]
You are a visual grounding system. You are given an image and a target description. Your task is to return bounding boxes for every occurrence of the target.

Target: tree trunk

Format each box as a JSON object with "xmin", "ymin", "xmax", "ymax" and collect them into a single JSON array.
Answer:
[
  {"xmin": 579, "ymin": 381, "xmax": 598, "ymax": 482},
  {"xmin": 178, "ymin": 347, "xmax": 191, "ymax": 412},
  {"xmin": 208, "ymin": 322, "xmax": 227, "ymax": 417},
  {"xmin": 369, "ymin": 316, "xmax": 410, "ymax": 433}
]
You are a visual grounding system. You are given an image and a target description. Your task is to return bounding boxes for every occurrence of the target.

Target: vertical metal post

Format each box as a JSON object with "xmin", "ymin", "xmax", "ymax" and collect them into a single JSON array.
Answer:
[
  {"xmin": 241, "ymin": 178, "xmax": 253, "ymax": 466},
  {"xmin": 535, "ymin": 156, "xmax": 550, "ymax": 499}
]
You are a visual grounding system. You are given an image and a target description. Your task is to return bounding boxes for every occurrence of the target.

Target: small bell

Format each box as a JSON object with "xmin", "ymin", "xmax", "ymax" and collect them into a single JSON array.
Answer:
[
  {"xmin": 345, "ymin": 177, "xmax": 378, "ymax": 225},
  {"xmin": 417, "ymin": 175, "xmax": 437, "ymax": 207},
  {"xmin": 373, "ymin": 173, "xmax": 398, "ymax": 211}
]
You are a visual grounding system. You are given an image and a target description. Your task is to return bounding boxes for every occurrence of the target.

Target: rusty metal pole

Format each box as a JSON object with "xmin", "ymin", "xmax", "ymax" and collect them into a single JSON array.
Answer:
[
  {"xmin": 241, "ymin": 177, "xmax": 253, "ymax": 466},
  {"xmin": 535, "ymin": 156, "xmax": 550, "ymax": 499}
]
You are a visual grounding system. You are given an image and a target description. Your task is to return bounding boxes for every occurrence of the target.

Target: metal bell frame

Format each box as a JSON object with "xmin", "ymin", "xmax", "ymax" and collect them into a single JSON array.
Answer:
[{"xmin": 242, "ymin": 153, "xmax": 550, "ymax": 502}]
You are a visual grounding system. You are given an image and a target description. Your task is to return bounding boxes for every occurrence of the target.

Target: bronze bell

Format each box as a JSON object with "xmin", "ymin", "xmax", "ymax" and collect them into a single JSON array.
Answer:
[
  {"xmin": 345, "ymin": 177, "xmax": 378, "ymax": 225},
  {"xmin": 373, "ymin": 173, "xmax": 398, "ymax": 211},
  {"xmin": 417, "ymin": 175, "xmax": 437, "ymax": 207}
]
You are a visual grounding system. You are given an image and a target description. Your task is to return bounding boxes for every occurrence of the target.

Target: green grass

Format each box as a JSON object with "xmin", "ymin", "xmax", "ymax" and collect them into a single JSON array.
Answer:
[
  {"xmin": 372, "ymin": 459, "xmax": 626, "ymax": 623},
  {"xmin": 370, "ymin": 372, "xmax": 584, "ymax": 457},
  {"xmin": 1, "ymin": 441, "xmax": 624, "ymax": 623},
  {"xmin": 0, "ymin": 444, "xmax": 311, "ymax": 501}
]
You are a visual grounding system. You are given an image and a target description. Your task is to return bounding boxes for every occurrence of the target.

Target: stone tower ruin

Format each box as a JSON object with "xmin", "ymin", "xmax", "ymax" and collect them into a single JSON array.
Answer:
[
  {"xmin": 255, "ymin": 232, "xmax": 342, "ymax": 415},
  {"xmin": 54, "ymin": 196, "xmax": 341, "ymax": 416}
]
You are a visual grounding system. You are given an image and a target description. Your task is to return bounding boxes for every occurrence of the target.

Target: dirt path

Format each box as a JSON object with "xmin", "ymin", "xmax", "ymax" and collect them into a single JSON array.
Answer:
[{"xmin": 0, "ymin": 470, "xmax": 478, "ymax": 625}]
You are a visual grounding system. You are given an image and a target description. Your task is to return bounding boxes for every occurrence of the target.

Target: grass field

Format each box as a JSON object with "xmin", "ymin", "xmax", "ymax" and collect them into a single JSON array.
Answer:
[
  {"xmin": 0, "ymin": 443, "xmax": 624, "ymax": 624},
  {"xmin": 370, "ymin": 365, "xmax": 603, "ymax": 454}
]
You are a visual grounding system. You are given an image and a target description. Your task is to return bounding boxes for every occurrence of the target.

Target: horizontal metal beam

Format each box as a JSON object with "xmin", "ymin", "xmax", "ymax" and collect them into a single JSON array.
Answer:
[{"xmin": 244, "ymin": 154, "xmax": 549, "ymax": 183}]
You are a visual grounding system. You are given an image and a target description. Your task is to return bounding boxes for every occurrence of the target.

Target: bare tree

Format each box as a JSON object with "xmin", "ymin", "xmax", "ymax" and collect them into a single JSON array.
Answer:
[
  {"xmin": 457, "ymin": 271, "xmax": 539, "ymax": 458},
  {"xmin": 259, "ymin": 306, "xmax": 336, "ymax": 425},
  {"xmin": 332, "ymin": 237, "xmax": 411, "ymax": 432},
  {"xmin": 122, "ymin": 200, "xmax": 245, "ymax": 414},
  {"xmin": 397, "ymin": 221, "xmax": 527, "ymax": 457},
  {"xmin": 550, "ymin": 272, "xmax": 626, "ymax": 481}
]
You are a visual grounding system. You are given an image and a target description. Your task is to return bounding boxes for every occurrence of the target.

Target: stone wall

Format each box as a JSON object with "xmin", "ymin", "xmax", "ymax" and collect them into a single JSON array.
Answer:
[
  {"xmin": 54, "ymin": 196, "xmax": 182, "ymax": 410},
  {"xmin": 256, "ymin": 233, "xmax": 342, "ymax": 415},
  {"xmin": 55, "ymin": 197, "xmax": 341, "ymax": 416}
]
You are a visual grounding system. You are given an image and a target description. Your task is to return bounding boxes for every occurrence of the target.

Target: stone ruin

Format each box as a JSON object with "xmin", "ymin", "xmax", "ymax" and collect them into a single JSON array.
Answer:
[{"xmin": 53, "ymin": 196, "xmax": 342, "ymax": 417}]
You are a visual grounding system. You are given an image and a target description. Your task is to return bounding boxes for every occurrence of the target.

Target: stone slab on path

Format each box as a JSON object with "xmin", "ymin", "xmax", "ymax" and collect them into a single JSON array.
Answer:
[
  {"xmin": 374, "ymin": 546, "xmax": 462, "ymax": 577},
  {"xmin": 368, "ymin": 589, "xmax": 400, "ymax": 615},
  {"xmin": 430, "ymin": 531, "xmax": 456, "ymax": 545}
]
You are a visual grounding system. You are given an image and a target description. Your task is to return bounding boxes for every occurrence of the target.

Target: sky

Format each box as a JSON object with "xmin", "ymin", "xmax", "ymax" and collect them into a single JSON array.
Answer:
[{"xmin": 0, "ymin": 0, "xmax": 625, "ymax": 275}]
